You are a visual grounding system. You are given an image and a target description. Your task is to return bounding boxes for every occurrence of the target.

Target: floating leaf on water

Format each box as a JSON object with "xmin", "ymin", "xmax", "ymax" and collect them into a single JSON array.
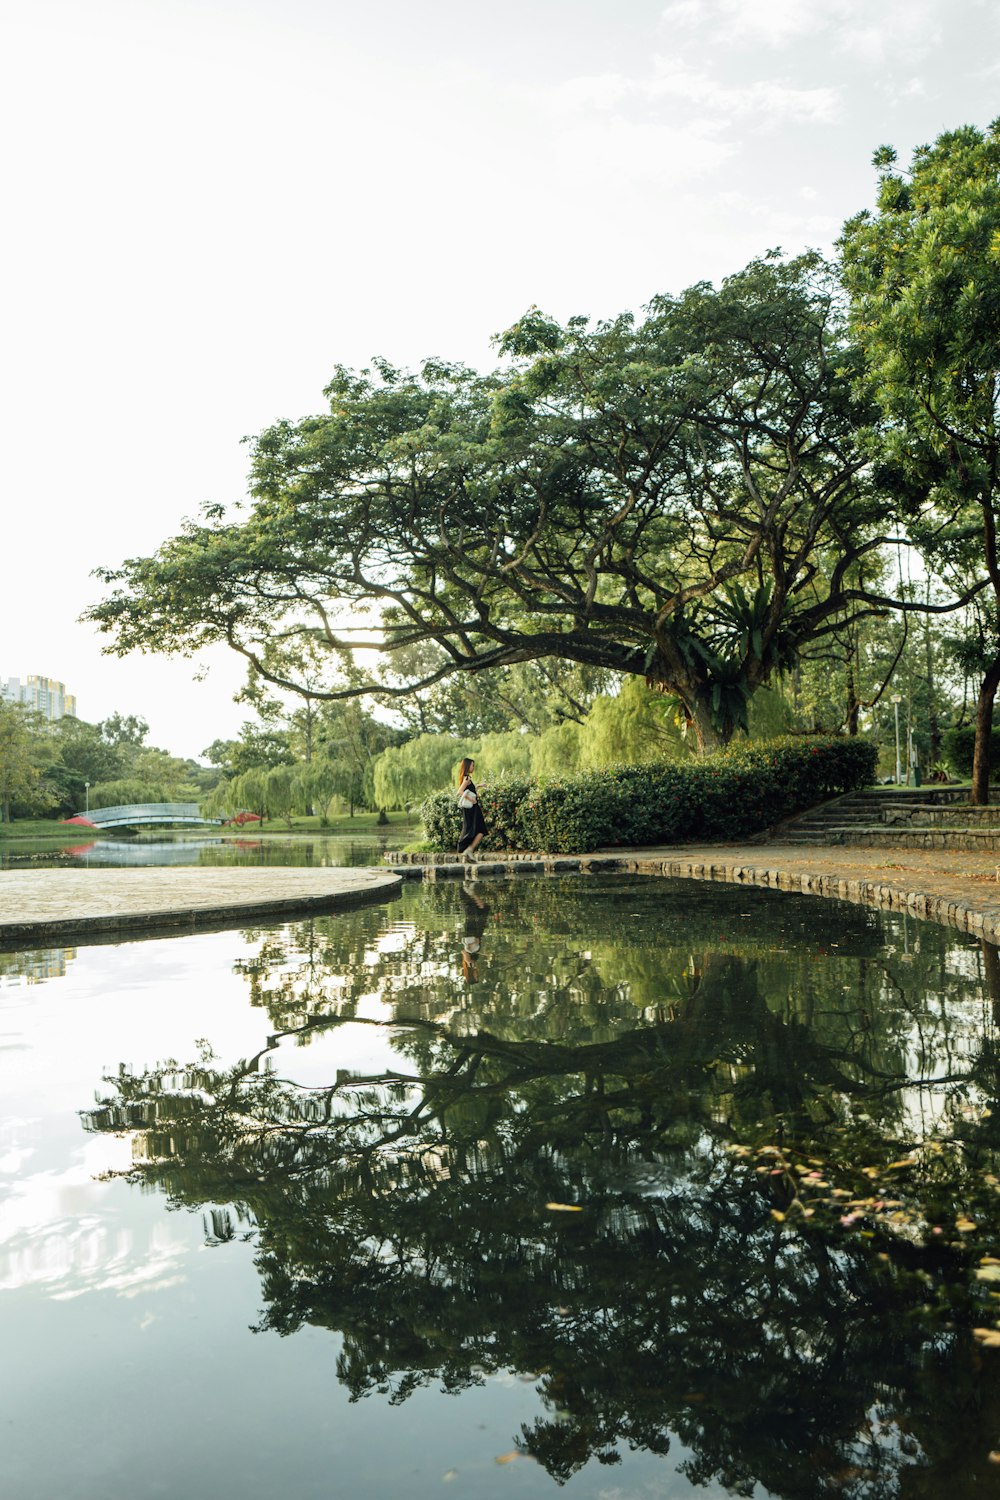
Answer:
[
  {"xmin": 989, "ymin": 1451, "xmax": 1000, "ymax": 1465},
  {"xmin": 545, "ymin": 1202, "xmax": 582, "ymax": 1212},
  {"xmin": 443, "ymin": 1469, "xmax": 459, "ymax": 1483},
  {"xmin": 975, "ymin": 1266, "xmax": 1000, "ymax": 1282},
  {"xmin": 972, "ymin": 1328, "xmax": 1000, "ymax": 1347},
  {"xmin": 886, "ymin": 1159, "xmax": 917, "ymax": 1171},
  {"xmin": 956, "ymin": 1217, "xmax": 978, "ymax": 1233},
  {"xmin": 770, "ymin": 1210, "xmax": 786, "ymax": 1223},
  {"xmin": 495, "ymin": 1451, "xmax": 521, "ymax": 1465},
  {"xmin": 981, "ymin": 1256, "xmax": 1000, "ymax": 1265}
]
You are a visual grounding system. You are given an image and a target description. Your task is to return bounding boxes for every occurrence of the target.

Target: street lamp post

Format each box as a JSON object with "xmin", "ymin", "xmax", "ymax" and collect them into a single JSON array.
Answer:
[
  {"xmin": 85, "ymin": 781, "xmax": 90, "ymax": 814},
  {"xmin": 890, "ymin": 695, "xmax": 902, "ymax": 786}
]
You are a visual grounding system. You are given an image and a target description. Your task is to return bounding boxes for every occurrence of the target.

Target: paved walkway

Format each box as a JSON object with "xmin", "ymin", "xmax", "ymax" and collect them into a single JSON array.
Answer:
[{"xmin": 0, "ymin": 866, "xmax": 402, "ymax": 947}]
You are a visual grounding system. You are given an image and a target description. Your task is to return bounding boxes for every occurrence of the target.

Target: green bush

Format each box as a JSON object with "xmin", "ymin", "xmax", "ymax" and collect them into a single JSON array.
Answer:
[
  {"xmin": 420, "ymin": 737, "xmax": 877, "ymax": 854},
  {"xmin": 941, "ymin": 725, "xmax": 1000, "ymax": 779}
]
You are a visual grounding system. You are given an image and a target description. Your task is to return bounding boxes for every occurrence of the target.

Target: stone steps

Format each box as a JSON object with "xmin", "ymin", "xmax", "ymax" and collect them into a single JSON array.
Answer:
[
  {"xmin": 776, "ymin": 786, "xmax": 1000, "ymax": 850},
  {"xmin": 779, "ymin": 826, "xmax": 1000, "ymax": 851}
]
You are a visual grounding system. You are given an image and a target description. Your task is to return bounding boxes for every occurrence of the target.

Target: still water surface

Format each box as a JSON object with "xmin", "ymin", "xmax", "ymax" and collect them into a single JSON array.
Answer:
[
  {"xmin": 2, "ymin": 874, "xmax": 1000, "ymax": 1498},
  {"xmin": 0, "ymin": 832, "xmax": 397, "ymax": 869}
]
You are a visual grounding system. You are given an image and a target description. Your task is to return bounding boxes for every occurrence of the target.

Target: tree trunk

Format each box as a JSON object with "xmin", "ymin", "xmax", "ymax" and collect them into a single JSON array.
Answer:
[
  {"xmin": 971, "ymin": 656, "xmax": 1000, "ymax": 805},
  {"xmin": 689, "ymin": 699, "xmax": 729, "ymax": 757},
  {"xmin": 845, "ymin": 663, "xmax": 860, "ymax": 736},
  {"xmin": 924, "ymin": 608, "xmax": 941, "ymax": 766}
]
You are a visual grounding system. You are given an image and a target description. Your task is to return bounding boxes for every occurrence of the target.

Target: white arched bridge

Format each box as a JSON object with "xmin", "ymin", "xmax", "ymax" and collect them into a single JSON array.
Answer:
[{"xmin": 65, "ymin": 803, "xmax": 222, "ymax": 830}]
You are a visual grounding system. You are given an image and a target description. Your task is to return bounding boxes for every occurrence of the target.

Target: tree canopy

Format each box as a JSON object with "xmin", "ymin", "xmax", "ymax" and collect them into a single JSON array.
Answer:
[
  {"xmin": 840, "ymin": 120, "xmax": 1000, "ymax": 799},
  {"xmin": 87, "ymin": 254, "xmax": 915, "ymax": 753},
  {"xmin": 0, "ymin": 704, "xmax": 213, "ymax": 821},
  {"xmin": 0, "ymin": 701, "xmax": 52, "ymax": 822}
]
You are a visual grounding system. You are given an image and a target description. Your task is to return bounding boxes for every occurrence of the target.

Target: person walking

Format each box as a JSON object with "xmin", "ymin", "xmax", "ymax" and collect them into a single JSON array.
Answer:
[{"xmin": 456, "ymin": 756, "xmax": 487, "ymax": 861}]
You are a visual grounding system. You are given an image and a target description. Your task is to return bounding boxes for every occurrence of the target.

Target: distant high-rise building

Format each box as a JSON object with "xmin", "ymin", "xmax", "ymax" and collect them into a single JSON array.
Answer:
[{"xmin": 1, "ymin": 675, "xmax": 77, "ymax": 721}]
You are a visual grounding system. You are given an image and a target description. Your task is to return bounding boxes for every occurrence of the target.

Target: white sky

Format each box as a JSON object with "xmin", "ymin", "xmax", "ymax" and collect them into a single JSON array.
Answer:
[{"xmin": 2, "ymin": 0, "xmax": 997, "ymax": 759}]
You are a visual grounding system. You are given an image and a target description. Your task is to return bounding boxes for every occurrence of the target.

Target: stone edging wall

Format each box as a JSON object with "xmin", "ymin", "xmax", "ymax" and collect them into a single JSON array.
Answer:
[
  {"xmin": 398, "ymin": 852, "xmax": 1000, "ymax": 945},
  {"xmin": 627, "ymin": 855, "xmax": 1000, "ymax": 943},
  {"xmin": 822, "ymin": 828, "xmax": 1000, "ymax": 850}
]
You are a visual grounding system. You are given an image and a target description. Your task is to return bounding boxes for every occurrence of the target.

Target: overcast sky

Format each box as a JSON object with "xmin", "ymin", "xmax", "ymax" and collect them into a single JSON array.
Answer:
[{"xmin": 2, "ymin": 0, "xmax": 997, "ymax": 759}]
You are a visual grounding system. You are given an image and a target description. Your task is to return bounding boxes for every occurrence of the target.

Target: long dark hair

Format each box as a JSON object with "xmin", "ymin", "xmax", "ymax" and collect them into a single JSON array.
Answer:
[{"xmin": 458, "ymin": 757, "xmax": 474, "ymax": 787}]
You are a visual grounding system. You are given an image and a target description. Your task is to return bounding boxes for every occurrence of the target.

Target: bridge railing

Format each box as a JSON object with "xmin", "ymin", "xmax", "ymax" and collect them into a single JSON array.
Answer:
[{"xmin": 82, "ymin": 803, "xmax": 207, "ymax": 825}]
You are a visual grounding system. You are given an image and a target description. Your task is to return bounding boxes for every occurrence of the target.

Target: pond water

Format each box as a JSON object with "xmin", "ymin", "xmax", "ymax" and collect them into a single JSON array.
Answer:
[
  {"xmin": 0, "ymin": 832, "xmax": 399, "ymax": 870},
  {"xmin": 3, "ymin": 873, "xmax": 1000, "ymax": 1499}
]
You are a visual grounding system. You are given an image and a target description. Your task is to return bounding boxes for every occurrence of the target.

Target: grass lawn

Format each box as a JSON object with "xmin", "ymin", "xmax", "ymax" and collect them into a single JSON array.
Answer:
[
  {"xmin": 0, "ymin": 810, "xmax": 420, "ymax": 844},
  {"xmin": 0, "ymin": 819, "xmax": 83, "ymax": 844}
]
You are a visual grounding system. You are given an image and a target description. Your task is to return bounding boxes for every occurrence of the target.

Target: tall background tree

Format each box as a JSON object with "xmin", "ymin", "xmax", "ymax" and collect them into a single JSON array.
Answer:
[
  {"xmin": 840, "ymin": 121, "xmax": 1000, "ymax": 802},
  {"xmin": 0, "ymin": 702, "xmax": 53, "ymax": 822}
]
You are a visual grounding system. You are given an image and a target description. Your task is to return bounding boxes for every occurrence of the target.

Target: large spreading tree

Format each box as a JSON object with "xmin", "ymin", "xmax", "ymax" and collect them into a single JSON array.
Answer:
[
  {"xmin": 88, "ymin": 253, "xmax": 913, "ymax": 754},
  {"xmin": 840, "ymin": 121, "xmax": 1000, "ymax": 801}
]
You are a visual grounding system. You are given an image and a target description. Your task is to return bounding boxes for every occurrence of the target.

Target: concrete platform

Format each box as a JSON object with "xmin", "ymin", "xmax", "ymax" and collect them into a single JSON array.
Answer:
[{"xmin": 0, "ymin": 866, "xmax": 403, "ymax": 947}]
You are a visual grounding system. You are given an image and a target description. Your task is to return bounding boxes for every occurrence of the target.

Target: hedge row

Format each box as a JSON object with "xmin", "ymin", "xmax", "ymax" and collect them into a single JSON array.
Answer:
[{"xmin": 420, "ymin": 736, "xmax": 878, "ymax": 854}]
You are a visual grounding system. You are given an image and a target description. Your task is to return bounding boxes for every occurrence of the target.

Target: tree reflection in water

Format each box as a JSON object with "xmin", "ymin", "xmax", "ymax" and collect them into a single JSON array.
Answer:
[{"xmin": 81, "ymin": 876, "xmax": 1000, "ymax": 1497}]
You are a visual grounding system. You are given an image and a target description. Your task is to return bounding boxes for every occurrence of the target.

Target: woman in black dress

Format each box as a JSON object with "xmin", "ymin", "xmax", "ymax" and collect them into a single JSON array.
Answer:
[{"xmin": 456, "ymin": 756, "xmax": 487, "ymax": 860}]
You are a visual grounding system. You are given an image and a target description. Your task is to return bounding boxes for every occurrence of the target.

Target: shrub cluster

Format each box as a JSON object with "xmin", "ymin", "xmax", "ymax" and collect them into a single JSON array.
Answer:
[
  {"xmin": 420, "ymin": 736, "xmax": 878, "ymax": 854},
  {"xmin": 941, "ymin": 725, "xmax": 999, "ymax": 779}
]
